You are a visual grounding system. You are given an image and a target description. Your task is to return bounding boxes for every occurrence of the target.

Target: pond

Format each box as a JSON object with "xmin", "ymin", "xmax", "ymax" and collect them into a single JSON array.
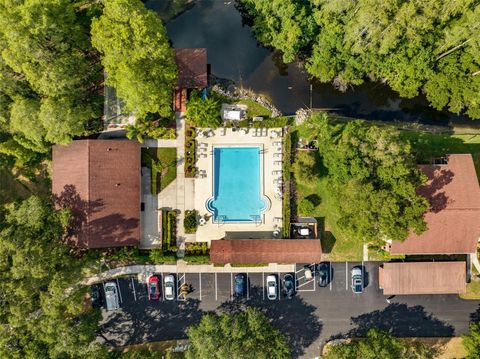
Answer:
[{"xmin": 148, "ymin": 0, "xmax": 462, "ymax": 125}]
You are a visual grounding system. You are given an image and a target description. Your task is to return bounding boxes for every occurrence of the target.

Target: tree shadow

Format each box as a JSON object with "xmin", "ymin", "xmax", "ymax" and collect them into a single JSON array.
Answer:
[
  {"xmin": 99, "ymin": 298, "xmax": 204, "ymax": 347},
  {"xmin": 316, "ymin": 217, "xmax": 336, "ymax": 254},
  {"xmin": 219, "ymin": 286, "xmax": 323, "ymax": 358},
  {"xmin": 333, "ymin": 303, "xmax": 455, "ymax": 339},
  {"xmin": 418, "ymin": 168, "xmax": 454, "ymax": 213}
]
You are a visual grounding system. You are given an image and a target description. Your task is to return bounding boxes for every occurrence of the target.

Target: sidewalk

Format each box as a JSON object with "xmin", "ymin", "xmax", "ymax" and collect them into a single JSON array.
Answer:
[{"xmin": 82, "ymin": 262, "xmax": 296, "ymax": 285}]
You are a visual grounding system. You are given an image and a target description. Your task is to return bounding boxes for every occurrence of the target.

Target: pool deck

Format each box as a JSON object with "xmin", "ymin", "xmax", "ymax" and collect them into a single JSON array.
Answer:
[{"xmin": 194, "ymin": 127, "xmax": 284, "ymax": 243}]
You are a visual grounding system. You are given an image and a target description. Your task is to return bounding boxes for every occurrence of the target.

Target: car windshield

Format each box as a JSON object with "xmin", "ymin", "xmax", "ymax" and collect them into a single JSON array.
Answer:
[
  {"xmin": 149, "ymin": 283, "xmax": 157, "ymax": 295},
  {"xmin": 284, "ymin": 279, "xmax": 293, "ymax": 289},
  {"xmin": 105, "ymin": 285, "xmax": 115, "ymax": 293}
]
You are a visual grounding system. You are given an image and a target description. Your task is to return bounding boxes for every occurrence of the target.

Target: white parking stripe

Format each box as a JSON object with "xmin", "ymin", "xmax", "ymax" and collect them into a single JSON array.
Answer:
[
  {"xmin": 116, "ymin": 278, "xmax": 123, "ymax": 304},
  {"xmin": 262, "ymin": 272, "xmax": 265, "ymax": 300},
  {"xmin": 230, "ymin": 272, "xmax": 233, "ymax": 297},
  {"xmin": 215, "ymin": 272, "xmax": 218, "ymax": 301},
  {"xmin": 199, "ymin": 272, "xmax": 202, "ymax": 300},
  {"xmin": 161, "ymin": 272, "xmax": 165, "ymax": 301},
  {"xmin": 329, "ymin": 263, "xmax": 332, "ymax": 291},
  {"xmin": 277, "ymin": 272, "xmax": 280, "ymax": 300},
  {"xmin": 345, "ymin": 262, "xmax": 348, "ymax": 290},
  {"xmin": 131, "ymin": 277, "xmax": 137, "ymax": 301}
]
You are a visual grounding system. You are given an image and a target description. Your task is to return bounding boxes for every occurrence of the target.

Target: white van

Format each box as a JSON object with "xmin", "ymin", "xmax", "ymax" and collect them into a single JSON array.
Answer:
[{"xmin": 104, "ymin": 282, "xmax": 120, "ymax": 311}]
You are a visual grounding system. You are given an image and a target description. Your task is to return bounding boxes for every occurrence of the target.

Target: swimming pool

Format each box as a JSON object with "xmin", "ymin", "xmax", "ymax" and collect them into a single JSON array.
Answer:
[{"xmin": 207, "ymin": 147, "xmax": 267, "ymax": 222}]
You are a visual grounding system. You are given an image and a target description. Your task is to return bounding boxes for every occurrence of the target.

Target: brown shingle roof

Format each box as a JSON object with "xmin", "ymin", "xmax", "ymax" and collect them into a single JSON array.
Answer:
[
  {"xmin": 175, "ymin": 48, "xmax": 207, "ymax": 89},
  {"xmin": 210, "ymin": 239, "xmax": 322, "ymax": 264},
  {"xmin": 52, "ymin": 140, "xmax": 140, "ymax": 248},
  {"xmin": 379, "ymin": 262, "xmax": 466, "ymax": 295},
  {"xmin": 390, "ymin": 154, "xmax": 480, "ymax": 255}
]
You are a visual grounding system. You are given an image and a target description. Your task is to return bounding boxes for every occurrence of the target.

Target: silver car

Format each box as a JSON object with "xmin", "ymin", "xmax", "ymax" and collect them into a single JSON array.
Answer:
[
  {"xmin": 351, "ymin": 267, "xmax": 364, "ymax": 294},
  {"xmin": 164, "ymin": 274, "xmax": 175, "ymax": 301},
  {"xmin": 104, "ymin": 281, "xmax": 120, "ymax": 311},
  {"xmin": 266, "ymin": 275, "xmax": 277, "ymax": 300}
]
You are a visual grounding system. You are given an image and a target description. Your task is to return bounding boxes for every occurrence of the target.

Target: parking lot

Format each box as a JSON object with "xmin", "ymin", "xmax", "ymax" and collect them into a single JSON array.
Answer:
[{"xmin": 98, "ymin": 262, "xmax": 480, "ymax": 358}]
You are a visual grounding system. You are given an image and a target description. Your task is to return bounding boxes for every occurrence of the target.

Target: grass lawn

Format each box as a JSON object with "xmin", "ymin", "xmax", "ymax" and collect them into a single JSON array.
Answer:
[
  {"xmin": 400, "ymin": 132, "xmax": 480, "ymax": 176},
  {"xmin": 237, "ymin": 99, "xmax": 272, "ymax": 119},
  {"xmin": 141, "ymin": 147, "xmax": 177, "ymax": 194},
  {"xmin": 293, "ymin": 150, "xmax": 363, "ymax": 261},
  {"xmin": 460, "ymin": 279, "xmax": 480, "ymax": 300}
]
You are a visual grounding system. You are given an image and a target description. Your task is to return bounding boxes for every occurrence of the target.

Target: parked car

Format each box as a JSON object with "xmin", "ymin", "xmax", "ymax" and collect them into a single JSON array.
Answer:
[
  {"xmin": 266, "ymin": 275, "xmax": 277, "ymax": 300},
  {"xmin": 282, "ymin": 273, "xmax": 295, "ymax": 299},
  {"xmin": 304, "ymin": 265, "xmax": 313, "ymax": 280},
  {"xmin": 148, "ymin": 275, "xmax": 160, "ymax": 300},
  {"xmin": 351, "ymin": 267, "xmax": 364, "ymax": 294},
  {"xmin": 164, "ymin": 274, "xmax": 175, "ymax": 301},
  {"xmin": 234, "ymin": 274, "xmax": 246, "ymax": 297},
  {"xmin": 91, "ymin": 284, "xmax": 103, "ymax": 309},
  {"xmin": 317, "ymin": 262, "xmax": 330, "ymax": 287},
  {"xmin": 104, "ymin": 281, "xmax": 120, "ymax": 311}
]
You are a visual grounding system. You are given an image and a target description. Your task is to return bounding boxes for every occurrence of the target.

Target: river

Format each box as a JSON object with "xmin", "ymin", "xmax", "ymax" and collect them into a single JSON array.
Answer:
[{"xmin": 147, "ymin": 0, "xmax": 464, "ymax": 125}]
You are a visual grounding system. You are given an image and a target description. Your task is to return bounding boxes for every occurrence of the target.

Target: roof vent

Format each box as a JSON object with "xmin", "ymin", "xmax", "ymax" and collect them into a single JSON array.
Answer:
[
  {"xmin": 107, "ymin": 148, "xmax": 112, "ymax": 151},
  {"xmin": 115, "ymin": 183, "xmax": 121, "ymax": 187}
]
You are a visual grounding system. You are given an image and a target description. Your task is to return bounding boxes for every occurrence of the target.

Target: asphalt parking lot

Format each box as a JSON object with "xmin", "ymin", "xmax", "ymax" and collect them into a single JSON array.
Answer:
[{"xmin": 98, "ymin": 262, "xmax": 480, "ymax": 358}]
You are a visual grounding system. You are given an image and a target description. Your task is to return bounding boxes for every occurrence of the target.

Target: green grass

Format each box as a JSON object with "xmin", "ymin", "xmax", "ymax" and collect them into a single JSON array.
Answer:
[
  {"xmin": 237, "ymin": 99, "xmax": 272, "ymax": 118},
  {"xmin": 141, "ymin": 147, "xmax": 177, "ymax": 194},
  {"xmin": 460, "ymin": 280, "xmax": 480, "ymax": 300},
  {"xmin": 293, "ymin": 150, "xmax": 363, "ymax": 261},
  {"xmin": 400, "ymin": 132, "xmax": 480, "ymax": 176}
]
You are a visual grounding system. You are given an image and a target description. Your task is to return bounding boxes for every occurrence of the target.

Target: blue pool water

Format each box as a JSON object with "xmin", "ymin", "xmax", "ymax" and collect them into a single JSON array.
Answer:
[{"xmin": 207, "ymin": 147, "xmax": 266, "ymax": 222}]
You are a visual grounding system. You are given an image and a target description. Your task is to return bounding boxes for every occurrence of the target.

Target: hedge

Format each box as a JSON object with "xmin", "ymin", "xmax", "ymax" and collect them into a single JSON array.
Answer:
[
  {"xmin": 184, "ymin": 210, "xmax": 198, "ymax": 234},
  {"xmin": 149, "ymin": 249, "xmax": 177, "ymax": 264},
  {"xmin": 185, "ymin": 242, "xmax": 208, "ymax": 255},
  {"xmin": 162, "ymin": 210, "xmax": 177, "ymax": 252},
  {"xmin": 183, "ymin": 254, "xmax": 211, "ymax": 264}
]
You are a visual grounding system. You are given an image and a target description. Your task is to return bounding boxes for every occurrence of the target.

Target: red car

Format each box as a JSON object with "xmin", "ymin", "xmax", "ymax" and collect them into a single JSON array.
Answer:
[{"xmin": 148, "ymin": 275, "xmax": 160, "ymax": 300}]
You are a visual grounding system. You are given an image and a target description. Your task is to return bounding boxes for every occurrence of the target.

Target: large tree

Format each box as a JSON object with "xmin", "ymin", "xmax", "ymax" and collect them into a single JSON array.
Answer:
[
  {"xmin": 463, "ymin": 322, "xmax": 480, "ymax": 359},
  {"xmin": 307, "ymin": 114, "xmax": 428, "ymax": 243},
  {"xmin": 186, "ymin": 308, "xmax": 290, "ymax": 359},
  {"xmin": 241, "ymin": 0, "xmax": 480, "ymax": 119},
  {"xmin": 0, "ymin": 196, "xmax": 106, "ymax": 358},
  {"xmin": 325, "ymin": 329, "xmax": 435, "ymax": 359},
  {"xmin": 91, "ymin": 0, "xmax": 177, "ymax": 119}
]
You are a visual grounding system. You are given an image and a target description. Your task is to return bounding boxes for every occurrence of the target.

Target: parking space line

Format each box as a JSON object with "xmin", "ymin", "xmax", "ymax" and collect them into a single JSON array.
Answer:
[
  {"xmin": 313, "ymin": 268, "xmax": 316, "ymax": 291},
  {"xmin": 345, "ymin": 262, "xmax": 348, "ymax": 291},
  {"xmin": 215, "ymin": 272, "xmax": 218, "ymax": 301},
  {"xmin": 230, "ymin": 272, "xmax": 233, "ymax": 298},
  {"xmin": 329, "ymin": 263, "xmax": 332, "ymax": 291},
  {"xmin": 161, "ymin": 272, "xmax": 165, "ymax": 301},
  {"xmin": 262, "ymin": 272, "xmax": 265, "ymax": 300},
  {"xmin": 115, "ymin": 278, "xmax": 123, "ymax": 304},
  {"xmin": 176, "ymin": 273, "xmax": 186, "ymax": 302},
  {"xmin": 277, "ymin": 272, "xmax": 280, "ymax": 300},
  {"xmin": 131, "ymin": 277, "xmax": 137, "ymax": 301},
  {"xmin": 199, "ymin": 272, "xmax": 202, "ymax": 301}
]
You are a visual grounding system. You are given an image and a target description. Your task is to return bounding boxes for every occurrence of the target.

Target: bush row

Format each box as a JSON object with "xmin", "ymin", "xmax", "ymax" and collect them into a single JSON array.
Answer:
[
  {"xmin": 162, "ymin": 210, "xmax": 177, "ymax": 253},
  {"xmin": 185, "ymin": 242, "xmax": 208, "ymax": 255},
  {"xmin": 185, "ymin": 126, "xmax": 196, "ymax": 177}
]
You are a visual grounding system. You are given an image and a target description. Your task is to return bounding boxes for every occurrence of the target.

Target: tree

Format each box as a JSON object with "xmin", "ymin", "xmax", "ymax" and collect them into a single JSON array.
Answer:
[
  {"xmin": 325, "ymin": 329, "xmax": 435, "ymax": 359},
  {"xmin": 241, "ymin": 0, "xmax": 480, "ymax": 119},
  {"xmin": 0, "ymin": 196, "xmax": 106, "ymax": 358},
  {"xmin": 307, "ymin": 114, "xmax": 428, "ymax": 243},
  {"xmin": 91, "ymin": 0, "xmax": 177, "ymax": 118},
  {"xmin": 463, "ymin": 322, "xmax": 480, "ymax": 359},
  {"xmin": 185, "ymin": 91, "xmax": 222, "ymax": 128},
  {"xmin": 186, "ymin": 308, "xmax": 290, "ymax": 359}
]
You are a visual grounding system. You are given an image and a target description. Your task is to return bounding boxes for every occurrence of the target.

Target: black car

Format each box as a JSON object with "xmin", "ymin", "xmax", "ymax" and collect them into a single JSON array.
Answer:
[
  {"xmin": 91, "ymin": 284, "xmax": 103, "ymax": 308},
  {"xmin": 317, "ymin": 263, "xmax": 330, "ymax": 287},
  {"xmin": 234, "ymin": 274, "xmax": 246, "ymax": 297},
  {"xmin": 282, "ymin": 273, "xmax": 295, "ymax": 299}
]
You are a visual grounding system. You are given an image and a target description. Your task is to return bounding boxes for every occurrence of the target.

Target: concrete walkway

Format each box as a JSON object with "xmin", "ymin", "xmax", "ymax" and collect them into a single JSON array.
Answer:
[
  {"xmin": 82, "ymin": 262, "xmax": 295, "ymax": 285},
  {"xmin": 141, "ymin": 139, "xmax": 177, "ymax": 148},
  {"xmin": 175, "ymin": 112, "xmax": 187, "ymax": 257}
]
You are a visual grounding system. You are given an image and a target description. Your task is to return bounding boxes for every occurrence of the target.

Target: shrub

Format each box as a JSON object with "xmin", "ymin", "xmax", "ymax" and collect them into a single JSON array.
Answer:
[
  {"xmin": 185, "ymin": 242, "xmax": 208, "ymax": 255},
  {"xmin": 184, "ymin": 210, "xmax": 198, "ymax": 233},
  {"xmin": 162, "ymin": 210, "xmax": 177, "ymax": 252},
  {"xmin": 298, "ymin": 198, "xmax": 315, "ymax": 215}
]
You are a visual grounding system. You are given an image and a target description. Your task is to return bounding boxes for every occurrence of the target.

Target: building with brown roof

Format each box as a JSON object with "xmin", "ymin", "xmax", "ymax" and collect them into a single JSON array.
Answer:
[
  {"xmin": 174, "ymin": 48, "xmax": 208, "ymax": 89},
  {"xmin": 210, "ymin": 239, "xmax": 322, "ymax": 264},
  {"xmin": 388, "ymin": 154, "xmax": 480, "ymax": 255},
  {"xmin": 52, "ymin": 140, "xmax": 141, "ymax": 249},
  {"xmin": 379, "ymin": 262, "xmax": 466, "ymax": 295}
]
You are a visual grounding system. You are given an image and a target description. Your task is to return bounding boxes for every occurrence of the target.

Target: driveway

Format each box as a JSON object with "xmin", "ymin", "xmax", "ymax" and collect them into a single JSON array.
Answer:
[{"xmin": 98, "ymin": 262, "xmax": 480, "ymax": 358}]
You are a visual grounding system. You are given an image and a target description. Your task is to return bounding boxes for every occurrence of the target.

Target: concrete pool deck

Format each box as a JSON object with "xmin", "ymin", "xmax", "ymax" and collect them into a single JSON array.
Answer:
[{"xmin": 194, "ymin": 127, "xmax": 284, "ymax": 243}]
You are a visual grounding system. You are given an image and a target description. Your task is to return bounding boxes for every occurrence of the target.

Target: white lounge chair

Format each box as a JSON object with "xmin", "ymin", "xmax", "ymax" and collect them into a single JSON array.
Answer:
[
  {"xmin": 272, "ymin": 170, "xmax": 282, "ymax": 175},
  {"xmin": 273, "ymin": 161, "xmax": 282, "ymax": 166},
  {"xmin": 273, "ymin": 153, "xmax": 282, "ymax": 159},
  {"xmin": 262, "ymin": 128, "xmax": 268, "ymax": 137}
]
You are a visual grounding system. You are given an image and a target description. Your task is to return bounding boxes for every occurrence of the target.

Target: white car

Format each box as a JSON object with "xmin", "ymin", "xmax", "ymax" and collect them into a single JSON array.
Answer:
[
  {"xmin": 164, "ymin": 274, "xmax": 175, "ymax": 301},
  {"xmin": 104, "ymin": 281, "xmax": 120, "ymax": 311},
  {"xmin": 351, "ymin": 267, "xmax": 364, "ymax": 294},
  {"xmin": 266, "ymin": 275, "xmax": 277, "ymax": 300}
]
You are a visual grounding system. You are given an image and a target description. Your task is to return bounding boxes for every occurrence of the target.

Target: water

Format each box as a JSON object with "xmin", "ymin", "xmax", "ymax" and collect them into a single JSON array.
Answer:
[
  {"xmin": 208, "ymin": 147, "xmax": 266, "ymax": 222},
  {"xmin": 150, "ymin": 0, "xmax": 466, "ymax": 125}
]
